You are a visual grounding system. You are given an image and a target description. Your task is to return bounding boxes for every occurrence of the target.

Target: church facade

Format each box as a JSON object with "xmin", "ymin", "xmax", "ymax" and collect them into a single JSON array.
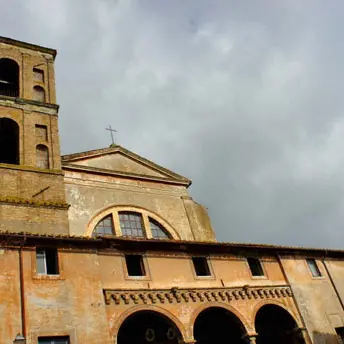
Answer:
[{"xmin": 0, "ymin": 36, "xmax": 344, "ymax": 344}]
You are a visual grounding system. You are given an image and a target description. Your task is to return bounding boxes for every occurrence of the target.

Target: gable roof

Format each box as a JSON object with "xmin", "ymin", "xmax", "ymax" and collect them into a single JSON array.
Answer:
[{"xmin": 62, "ymin": 145, "xmax": 192, "ymax": 187}]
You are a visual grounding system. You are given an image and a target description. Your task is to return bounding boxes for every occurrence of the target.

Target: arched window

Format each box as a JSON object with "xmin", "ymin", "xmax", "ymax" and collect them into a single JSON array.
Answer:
[
  {"xmin": 0, "ymin": 58, "xmax": 19, "ymax": 97},
  {"xmin": 149, "ymin": 218, "xmax": 170, "ymax": 239},
  {"xmin": 90, "ymin": 207, "xmax": 176, "ymax": 239},
  {"xmin": 119, "ymin": 212, "xmax": 145, "ymax": 237},
  {"xmin": 92, "ymin": 215, "xmax": 114, "ymax": 237},
  {"xmin": 36, "ymin": 144, "xmax": 49, "ymax": 169},
  {"xmin": 33, "ymin": 86, "xmax": 45, "ymax": 102},
  {"xmin": 0, "ymin": 118, "xmax": 19, "ymax": 165}
]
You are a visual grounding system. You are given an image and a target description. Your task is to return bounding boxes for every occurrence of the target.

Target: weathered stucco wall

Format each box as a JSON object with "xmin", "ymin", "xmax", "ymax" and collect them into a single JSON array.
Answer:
[
  {"xmin": 281, "ymin": 256, "xmax": 344, "ymax": 343},
  {"xmin": 64, "ymin": 170, "xmax": 215, "ymax": 241},
  {"xmin": 0, "ymin": 249, "xmax": 21, "ymax": 344},
  {"xmin": 0, "ymin": 244, "xmax": 309, "ymax": 344}
]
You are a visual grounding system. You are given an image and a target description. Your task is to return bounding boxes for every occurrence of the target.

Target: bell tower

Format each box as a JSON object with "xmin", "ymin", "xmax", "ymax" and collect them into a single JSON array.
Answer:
[{"xmin": 0, "ymin": 36, "xmax": 69, "ymax": 234}]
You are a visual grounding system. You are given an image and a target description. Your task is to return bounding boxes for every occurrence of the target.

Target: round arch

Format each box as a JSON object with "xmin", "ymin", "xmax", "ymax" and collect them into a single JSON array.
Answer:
[
  {"xmin": 189, "ymin": 302, "xmax": 251, "ymax": 335},
  {"xmin": 113, "ymin": 305, "xmax": 187, "ymax": 344},
  {"xmin": 0, "ymin": 58, "xmax": 19, "ymax": 97},
  {"xmin": 254, "ymin": 303, "xmax": 306, "ymax": 344},
  {"xmin": 192, "ymin": 304, "xmax": 249, "ymax": 344},
  {"xmin": 251, "ymin": 299, "xmax": 302, "ymax": 329},
  {"xmin": 86, "ymin": 204, "xmax": 180, "ymax": 240}
]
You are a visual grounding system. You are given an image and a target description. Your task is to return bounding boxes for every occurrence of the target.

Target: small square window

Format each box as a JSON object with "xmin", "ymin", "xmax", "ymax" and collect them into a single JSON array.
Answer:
[
  {"xmin": 247, "ymin": 257, "xmax": 265, "ymax": 277},
  {"xmin": 125, "ymin": 255, "xmax": 146, "ymax": 277},
  {"xmin": 36, "ymin": 248, "xmax": 59, "ymax": 275},
  {"xmin": 33, "ymin": 68, "xmax": 44, "ymax": 83},
  {"xmin": 192, "ymin": 257, "xmax": 211, "ymax": 277},
  {"xmin": 38, "ymin": 336, "xmax": 70, "ymax": 344},
  {"xmin": 306, "ymin": 258, "xmax": 322, "ymax": 277}
]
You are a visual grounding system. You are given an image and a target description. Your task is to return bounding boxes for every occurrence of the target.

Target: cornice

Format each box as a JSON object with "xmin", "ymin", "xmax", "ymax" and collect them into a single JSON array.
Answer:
[
  {"xmin": 0, "ymin": 36, "xmax": 57, "ymax": 59},
  {"xmin": 0, "ymin": 95, "xmax": 59, "ymax": 114},
  {"xmin": 0, "ymin": 163, "xmax": 63, "ymax": 175},
  {"xmin": 63, "ymin": 163, "xmax": 191, "ymax": 187},
  {"xmin": 104, "ymin": 285, "xmax": 293, "ymax": 306},
  {"xmin": 0, "ymin": 197, "xmax": 70, "ymax": 210}
]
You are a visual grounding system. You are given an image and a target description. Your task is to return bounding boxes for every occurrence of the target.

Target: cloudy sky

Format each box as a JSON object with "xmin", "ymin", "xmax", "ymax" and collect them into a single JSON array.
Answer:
[{"xmin": 2, "ymin": 0, "xmax": 344, "ymax": 248}]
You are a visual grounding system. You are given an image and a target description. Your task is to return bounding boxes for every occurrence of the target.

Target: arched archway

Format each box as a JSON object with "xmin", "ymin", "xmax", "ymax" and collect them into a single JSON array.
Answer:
[
  {"xmin": 0, "ymin": 118, "xmax": 19, "ymax": 164},
  {"xmin": 194, "ymin": 307, "xmax": 247, "ymax": 344},
  {"xmin": 255, "ymin": 304, "xmax": 306, "ymax": 344},
  {"xmin": 117, "ymin": 310, "xmax": 182, "ymax": 344},
  {"xmin": 0, "ymin": 58, "xmax": 19, "ymax": 97}
]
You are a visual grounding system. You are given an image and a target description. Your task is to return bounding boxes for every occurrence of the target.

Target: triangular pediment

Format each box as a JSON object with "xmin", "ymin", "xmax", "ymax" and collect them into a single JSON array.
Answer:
[{"xmin": 62, "ymin": 146, "xmax": 191, "ymax": 186}]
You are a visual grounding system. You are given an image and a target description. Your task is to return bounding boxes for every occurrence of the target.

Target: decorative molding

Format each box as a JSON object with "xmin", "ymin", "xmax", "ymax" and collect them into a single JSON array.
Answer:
[
  {"xmin": 104, "ymin": 285, "xmax": 293, "ymax": 306},
  {"xmin": 0, "ymin": 196, "xmax": 70, "ymax": 209}
]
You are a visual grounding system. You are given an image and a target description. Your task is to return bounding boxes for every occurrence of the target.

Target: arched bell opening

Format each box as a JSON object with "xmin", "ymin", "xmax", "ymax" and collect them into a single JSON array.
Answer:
[
  {"xmin": 0, "ymin": 58, "xmax": 19, "ymax": 97},
  {"xmin": 117, "ymin": 310, "xmax": 183, "ymax": 344}
]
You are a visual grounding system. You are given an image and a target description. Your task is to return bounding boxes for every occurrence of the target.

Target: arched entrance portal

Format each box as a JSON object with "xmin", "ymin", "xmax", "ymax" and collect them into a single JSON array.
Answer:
[
  {"xmin": 194, "ymin": 307, "xmax": 247, "ymax": 344},
  {"xmin": 117, "ymin": 310, "xmax": 182, "ymax": 344},
  {"xmin": 0, "ymin": 118, "xmax": 19, "ymax": 164},
  {"xmin": 255, "ymin": 304, "xmax": 306, "ymax": 344}
]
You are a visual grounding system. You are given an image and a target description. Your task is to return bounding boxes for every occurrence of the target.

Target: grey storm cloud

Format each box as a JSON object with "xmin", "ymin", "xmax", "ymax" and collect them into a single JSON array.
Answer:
[{"xmin": 2, "ymin": 0, "xmax": 344, "ymax": 248}]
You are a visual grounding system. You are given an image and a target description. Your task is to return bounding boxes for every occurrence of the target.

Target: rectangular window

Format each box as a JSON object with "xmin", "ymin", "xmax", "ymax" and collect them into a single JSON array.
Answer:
[
  {"xmin": 36, "ymin": 248, "xmax": 59, "ymax": 275},
  {"xmin": 125, "ymin": 255, "xmax": 146, "ymax": 277},
  {"xmin": 247, "ymin": 257, "xmax": 265, "ymax": 277},
  {"xmin": 38, "ymin": 336, "xmax": 69, "ymax": 344},
  {"xmin": 33, "ymin": 68, "xmax": 44, "ymax": 82},
  {"xmin": 35, "ymin": 124, "xmax": 48, "ymax": 141},
  {"xmin": 306, "ymin": 258, "xmax": 322, "ymax": 277},
  {"xmin": 192, "ymin": 257, "xmax": 211, "ymax": 277},
  {"xmin": 336, "ymin": 327, "xmax": 344, "ymax": 344}
]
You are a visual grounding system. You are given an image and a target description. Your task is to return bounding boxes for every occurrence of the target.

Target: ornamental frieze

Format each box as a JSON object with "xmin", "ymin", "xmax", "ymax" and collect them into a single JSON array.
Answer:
[{"xmin": 104, "ymin": 285, "xmax": 293, "ymax": 306}]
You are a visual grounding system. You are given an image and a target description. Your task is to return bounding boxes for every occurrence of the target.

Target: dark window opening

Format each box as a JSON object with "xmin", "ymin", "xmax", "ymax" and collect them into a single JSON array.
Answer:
[
  {"xmin": 0, "ymin": 118, "xmax": 19, "ymax": 165},
  {"xmin": 336, "ymin": 327, "xmax": 344, "ymax": 344},
  {"xmin": 35, "ymin": 124, "xmax": 48, "ymax": 141},
  {"xmin": 306, "ymin": 258, "xmax": 322, "ymax": 277},
  {"xmin": 0, "ymin": 58, "xmax": 19, "ymax": 97},
  {"xmin": 33, "ymin": 85, "xmax": 45, "ymax": 102},
  {"xmin": 119, "ymin": 212, "xmax": 145, "ymax": 237},
  {"xmin": 33, "ymin": 68, "xmax": 44, "ymax": 82},
  {"xmin": 247, "ymin": 257, "xmax": 265, "ymax": 277},
  {"xmin": 125, "ymin": 255, "xmax": 146, "ymax": 277},
  {"xmin": 36, "ymin": 144, "xmax": 49, "ymax": 169},
  {"xmin": 38, "ymin": 336, "xmax": 70, "ymax": 344},
  {"xmin": 36, "ymin": 248, "xmax": 59, "ymax": 275},
  {"xmin": 192, "ymin": 257, "xmax": 211, "ymax": 277}
]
